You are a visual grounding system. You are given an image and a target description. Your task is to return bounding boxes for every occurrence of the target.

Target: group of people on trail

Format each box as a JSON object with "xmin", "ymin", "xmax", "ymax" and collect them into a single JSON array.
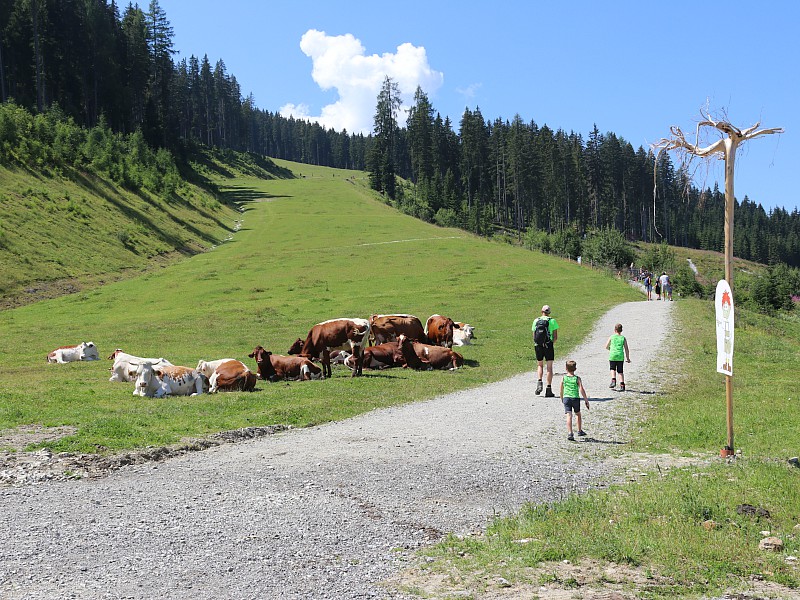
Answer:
[
  {"xmin": 532, "ymin": 305, "xmax": 631, "ymax": 441},
  {"xmin": 642, "ymin": 270, "xmax": 673, "ymax": 301}
]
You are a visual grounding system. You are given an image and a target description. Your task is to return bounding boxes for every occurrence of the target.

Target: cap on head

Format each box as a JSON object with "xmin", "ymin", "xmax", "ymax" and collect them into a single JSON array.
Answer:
[{"xmin": 542, "ymin": 305, "xmax": 551, "ymax": 314}]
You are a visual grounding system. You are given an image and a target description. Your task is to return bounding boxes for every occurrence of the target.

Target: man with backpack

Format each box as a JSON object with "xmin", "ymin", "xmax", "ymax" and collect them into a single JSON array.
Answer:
[{"xmin": 532, "ymin": 304, "xmax": 559, "ymax": 397}]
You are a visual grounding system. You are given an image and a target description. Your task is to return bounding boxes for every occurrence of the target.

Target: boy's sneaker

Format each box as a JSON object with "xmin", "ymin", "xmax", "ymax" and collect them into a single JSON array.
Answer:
[
  {"xmin": 567, "ymin": 433, "xmax": 575, "ymax": 441},
  {"xmin": 609, "ymin": 379, "xmax": 616, "ymax": 389},
  {"xmin": 577, "ymin": 430, "xmax": 587, "ymax": 437},
  {"xmin": 545, "ymin": 387, "xmax": 555, "ymax": 398},
  {"xmin": 535, "ymin": 380, "xmax": 543, "ymax": 395},
  {"xmin": 619, "ymin": 383, "xmax": 626, "ymax": 391}
]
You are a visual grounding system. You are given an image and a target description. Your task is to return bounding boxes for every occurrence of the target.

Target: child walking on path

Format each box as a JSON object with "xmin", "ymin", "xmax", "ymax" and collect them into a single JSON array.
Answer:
[
  {"xmin": 560, "ymin": 360, "xmax": 590, "ymax": 441},
  {"xmin": 605, "ymin": 323, "xmax": 631, "ymax": 391}
]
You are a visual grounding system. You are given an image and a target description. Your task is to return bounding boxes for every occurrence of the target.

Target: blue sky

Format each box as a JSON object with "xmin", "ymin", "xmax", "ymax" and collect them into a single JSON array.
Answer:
[{"xmin": 161, "ymin": 0, "xmax": 798, "ymax": 212}]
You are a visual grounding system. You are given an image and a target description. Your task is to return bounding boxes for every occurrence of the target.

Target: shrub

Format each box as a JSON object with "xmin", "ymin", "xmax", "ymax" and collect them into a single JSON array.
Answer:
[
  {"xmin": 672, "ymin": 263, "xmax": 704, "ymax": 298},
  {"xmin": 582, "ymin": 228, "xmax": 634, "ymax": 269}
]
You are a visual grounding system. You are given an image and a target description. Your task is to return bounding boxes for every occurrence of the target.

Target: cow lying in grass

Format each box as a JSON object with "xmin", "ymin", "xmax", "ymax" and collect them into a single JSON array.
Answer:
[
  {"xmin": 249, "ymin": 346, "xmax": 323, "ymax": 381},
  {"xmin": 197, "ymin": 358, "xmax": 256, "ymax": 392},
  {"xmin": 412, "ymin": 341, "xmax": 464, "ymax": 370},
  {"xmin": 47, "ymin": 341, "xmax": 99, "ymax": 364},
  {"xmin": 133, "ymin": 362, "xmax": 207, "ymax": 397},
  {"xmin": 108, "ymin": 349, "xmax": 172, "ymax": 382}
]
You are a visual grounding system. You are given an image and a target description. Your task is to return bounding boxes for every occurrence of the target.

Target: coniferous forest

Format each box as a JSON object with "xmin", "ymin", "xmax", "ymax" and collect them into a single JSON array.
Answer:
[{"xmin": 1, "ymin": 0, "xmax": 799, "ymax": 270}]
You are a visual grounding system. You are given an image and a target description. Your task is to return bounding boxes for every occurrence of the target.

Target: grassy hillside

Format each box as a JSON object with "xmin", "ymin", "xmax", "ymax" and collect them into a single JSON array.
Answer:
[
  {"xmin": 0, "ymin": 148, "xmax": 288, "ymax": 307},
  {"xmin": 0, "ymin": 158, "xmax": 638, "ymax": 453}
]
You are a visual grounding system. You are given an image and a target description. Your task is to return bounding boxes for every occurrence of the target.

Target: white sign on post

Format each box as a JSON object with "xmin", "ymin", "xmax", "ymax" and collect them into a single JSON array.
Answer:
[{"xmin": 715, "ymin": 280, "xmax": 734, "ymax": 376}]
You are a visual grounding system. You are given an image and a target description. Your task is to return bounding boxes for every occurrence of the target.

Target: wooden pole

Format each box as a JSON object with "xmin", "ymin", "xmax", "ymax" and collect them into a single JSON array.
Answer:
[{"xmin": 723, "ymin": 137, "xmax": 737, "ymax": 453}]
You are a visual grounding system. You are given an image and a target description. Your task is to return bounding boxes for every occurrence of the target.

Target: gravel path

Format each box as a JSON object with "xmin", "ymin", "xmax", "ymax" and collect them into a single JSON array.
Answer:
[{"xmin": 0, "ymin": 300, "xmax": 675, "ymax": 600}]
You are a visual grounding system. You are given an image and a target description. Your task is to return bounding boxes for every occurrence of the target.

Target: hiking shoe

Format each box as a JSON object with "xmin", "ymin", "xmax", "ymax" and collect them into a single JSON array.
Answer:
[
  {"xmin": 577, "ymin": 430, "xmax": 587, "ymax": 437},
  {"xmin": 619, "ymin": 383, "xmax": 626, "ymax": 391},
  {"xmin": 535, "ymin": 380, "xmax": 543, "ymax": 395},
  {"xmin": 567, "ymin": 433, "xmax": 575, "ymax": 441},
  {"xmin": 609, "ymin": 379, "xmax": 616, "ymax": 389},
  {"xmin": 545, "ymin": 388, "xmax": 555, "ymax": 398}
]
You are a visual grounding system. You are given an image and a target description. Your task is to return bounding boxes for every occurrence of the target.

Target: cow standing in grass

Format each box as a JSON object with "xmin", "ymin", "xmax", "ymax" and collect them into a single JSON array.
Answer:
[
  {"xmin": 369, "ymin": 314, "xmax": 428, "ymax": 345},
  {"xmin": 425, "ymin": 315, "xmax": 459, "ymax": 348},
  {"xmin": 299, "ymin": 318, "xmax": 371, "ymax": 377}
]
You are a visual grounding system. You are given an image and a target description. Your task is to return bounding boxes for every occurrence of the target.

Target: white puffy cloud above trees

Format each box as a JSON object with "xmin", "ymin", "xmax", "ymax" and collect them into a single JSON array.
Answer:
[{"xmin": 280, "ymin": 29, "xmax": 443, "ymax": 134}]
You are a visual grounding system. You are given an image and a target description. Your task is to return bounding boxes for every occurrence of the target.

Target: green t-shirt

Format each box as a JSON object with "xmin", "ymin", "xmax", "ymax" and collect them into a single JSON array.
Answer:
[
  {"xmin": 609, "ymin": 333, "xmax": 626, "ymax": 361},
  {"xmin": 563, "ymin": 374, "xmax": 579, "ymax": 398}
]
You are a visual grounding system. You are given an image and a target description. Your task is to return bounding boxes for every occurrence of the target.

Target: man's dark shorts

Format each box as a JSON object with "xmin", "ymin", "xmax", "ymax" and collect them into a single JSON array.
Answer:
[
  {"xmin": 609, "ymin": 360, "xmax": 624, "ymax": 373},
  {"xmin": 535, "ymin": 343, "xmax": 555, "ymax": 362},
  {"xmin": 563, "ymin": 397, "xmax": 581, "ymax": 413}
]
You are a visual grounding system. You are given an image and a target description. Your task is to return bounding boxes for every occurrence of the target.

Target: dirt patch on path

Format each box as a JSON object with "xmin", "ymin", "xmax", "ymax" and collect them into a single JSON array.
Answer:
[{"xmin": 0, "ymin": 425, "xmax": 289, "ymax": 485}]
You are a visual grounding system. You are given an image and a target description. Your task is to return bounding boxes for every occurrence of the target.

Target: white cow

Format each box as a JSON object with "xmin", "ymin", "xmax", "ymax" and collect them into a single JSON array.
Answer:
[
  {"xmin": 133, "ymin": 362, "xmax": 206, "ymax": 397},
  {"xmin": 452, "ymin": 322, "xmax": 476, "ymax": 347},
  {"xmin": 47, "ymin": 341, "xmax": 100, "ymax": 363},
  {"xmin": 108, "ymin": 349, "xmax": 172, "ymax": 382}
]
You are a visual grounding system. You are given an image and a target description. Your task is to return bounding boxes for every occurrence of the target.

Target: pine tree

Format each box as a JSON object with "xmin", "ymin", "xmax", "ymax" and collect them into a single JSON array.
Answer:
[{"xmin": 368, "ymin": 76, "xmax": 402, "ymax": 199}]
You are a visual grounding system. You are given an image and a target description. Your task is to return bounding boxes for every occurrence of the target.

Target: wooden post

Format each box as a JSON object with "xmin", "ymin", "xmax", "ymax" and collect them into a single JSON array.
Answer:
[{"xmin": 723, "ymin": 137, "xmax": 736, "ymax": 453}]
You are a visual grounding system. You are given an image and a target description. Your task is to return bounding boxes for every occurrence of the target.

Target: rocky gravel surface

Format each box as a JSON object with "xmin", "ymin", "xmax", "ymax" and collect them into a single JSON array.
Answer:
[{"xmin": 0, "ymin": 300, "xmax": 674, "ymax": 599}]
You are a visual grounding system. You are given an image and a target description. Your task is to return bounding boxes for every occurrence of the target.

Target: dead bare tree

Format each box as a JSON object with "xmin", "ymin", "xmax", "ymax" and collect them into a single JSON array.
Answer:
[{"xmin": 652, "ymin": 108, "xmax": 783, "ymax": 258}]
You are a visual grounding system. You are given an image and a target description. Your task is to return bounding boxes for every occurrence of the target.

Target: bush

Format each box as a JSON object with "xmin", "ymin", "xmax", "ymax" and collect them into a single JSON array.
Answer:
[
  {"xmin": 672, "ymin": 263, "xmax": 704, "ymax": 298},
  {"xmin": 550, "ymin": 228, "xmax": 582, "ymax": 260},
  {"xmin": 582, "ymin": 228, "xmax": 634, "ymax": 269},
  {"xmin": 642, "ymin": 242, "xmax": 676, "ymax": 274},
  {"xmin": 523, "ymin": 228, "xmax": 551, "ymax": 253}
]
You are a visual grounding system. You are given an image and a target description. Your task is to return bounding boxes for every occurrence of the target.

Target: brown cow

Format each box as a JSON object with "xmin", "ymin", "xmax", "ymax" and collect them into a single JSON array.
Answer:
[
  {"xmin": 346, "ymin": 341, "xmax": 403, "ymax": 370},
  {"xmin": 248, "ymin": 346, "xmax": 323, "ymax": 381},
  {"xmin": 210, "ymin": 360, "xmax": 257, "ymax": 392},
  {"xmin": 369, "ymin": 314, "xmax": 428, "ymax": 345},
  {"xmin": 412, "ymin": 341, "xmax": 464, "ymax": 370},
  {"xmin": 425, "ymin": 314, "xmax": 460, "ymax": 348},
  {"xmin": 397, "ymin": 334, "xmax": 430, "ymax": 370},
  {"xmin": 299, "ymin": 318, "xmax": 371, "ymax": 377},
  {"xmin": 287, "ymin": 338, "xmax": 351, "ymax": 365}
]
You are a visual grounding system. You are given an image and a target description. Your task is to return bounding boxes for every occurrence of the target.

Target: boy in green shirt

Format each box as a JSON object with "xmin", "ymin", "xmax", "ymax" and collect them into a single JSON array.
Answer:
[
  {"xmin": 559, "ymin": 359, "xmax": 590, "ymax": 441},
  {"xmin": 605, "ymin": 323, "xmax": 631, "ymax": 391}
]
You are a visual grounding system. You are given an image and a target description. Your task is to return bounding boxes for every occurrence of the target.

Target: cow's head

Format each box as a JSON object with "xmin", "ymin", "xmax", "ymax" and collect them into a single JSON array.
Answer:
[
  {"xmin": 287, "ymin": 338, "xmax": 304, "ymax": 355},
  {"xmin": 458, "ymin": 323, "xmax": 475, "ymax": 340},
  {"xmin": 248, "ymin": 346, "xmax": 277, "ymax": 381},
  {"xmin": 196, "ymin": 360, "xmax": 213, "ymax": 377},
  {"xmin": 133, "ymin": 362, "xmax": 155, "ymax": 396},
  {"xmin": 108, "ymin": 348, "xmax": 124, "ymax": 360},
  {"xmin": 79, "ymin": 341, "xmax": 99, "ymax": 361}
]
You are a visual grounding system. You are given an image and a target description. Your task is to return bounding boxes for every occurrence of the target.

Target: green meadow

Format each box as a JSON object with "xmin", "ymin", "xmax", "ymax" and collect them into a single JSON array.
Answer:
[{"xmin": 0, "ymin": 159, "xmax": 636, "ymax": 453}]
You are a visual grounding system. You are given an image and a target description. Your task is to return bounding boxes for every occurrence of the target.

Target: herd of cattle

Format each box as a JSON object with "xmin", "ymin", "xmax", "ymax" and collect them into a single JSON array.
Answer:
[{"xmin": 45, "ymin": 314, "xmax": 477, "ymax": 398}]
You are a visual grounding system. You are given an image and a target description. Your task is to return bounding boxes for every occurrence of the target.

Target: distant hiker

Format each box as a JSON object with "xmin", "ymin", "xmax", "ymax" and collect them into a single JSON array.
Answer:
[
  {"xmin": 654, "ymin": 277, "xmax": 661, "ymax": 300},
  {"xmin": 660, "ymin": 271, "xmax": 673, "ymax": 301},
  {"xmin": 532, "ymin": 305, "xmax": 559, "ymax": 397},
  {"xmin": 605, "ymin": 323, "xmax": 631, "ymax": 391},
  {"xmin": 560, "ymin": 359, "xmax": 590, "ymax": 441},
  {"xmin": 644, "ymin": 272, "xmax": 652, "ymax": 301}
]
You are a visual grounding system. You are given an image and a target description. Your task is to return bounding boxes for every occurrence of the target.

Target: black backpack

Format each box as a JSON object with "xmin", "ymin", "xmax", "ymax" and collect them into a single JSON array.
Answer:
[{"xmin": 534, "ymin": 317, "xmax": 551, "ymax": 346}]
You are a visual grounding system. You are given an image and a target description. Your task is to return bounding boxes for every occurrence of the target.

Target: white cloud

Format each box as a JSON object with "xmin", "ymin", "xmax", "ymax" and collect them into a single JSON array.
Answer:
[{"xmin": 280, "ymin": 29, "xmax": 444, "ymax": 134}]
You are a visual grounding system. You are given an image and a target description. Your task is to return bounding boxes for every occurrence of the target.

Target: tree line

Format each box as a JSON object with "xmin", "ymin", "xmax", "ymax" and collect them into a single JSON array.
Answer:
[{"xmin": 1, "ymin": 1, "xmax": 799, "ymax": 270}]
